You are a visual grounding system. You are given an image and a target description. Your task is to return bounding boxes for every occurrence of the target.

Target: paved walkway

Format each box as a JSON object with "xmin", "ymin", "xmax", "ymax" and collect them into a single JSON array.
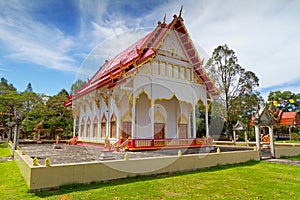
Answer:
[{"xmin": 264, "ymin": 158, "xmax": 300, "ymax": 166}]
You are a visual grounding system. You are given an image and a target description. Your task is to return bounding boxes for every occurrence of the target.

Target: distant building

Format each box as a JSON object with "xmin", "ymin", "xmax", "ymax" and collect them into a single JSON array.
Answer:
[
  {"xmin": 65, "ymin": 14, "xmax": 218, "ymax": 149},
  {"xmin": 250, "ymin": 109, "xmax": 300, "ymax": 139}
]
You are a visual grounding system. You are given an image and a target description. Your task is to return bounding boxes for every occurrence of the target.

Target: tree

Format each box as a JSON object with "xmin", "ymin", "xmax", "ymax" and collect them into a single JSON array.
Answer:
[
  {"xmin": 70, "ymin": 79, "xmax": 87, "ymax": 95},
  {"xmin": 0, "ymin": 77, "xmax": 16, "ymax": 93},
  {"xmin": 207, "ymin": 44, "xmax": 262, "ymax": 137},
  {"xmin": 44, "ymin": 89, "xmax": 73, "ymax": 139},
  {"xmin": 268, "ymin": 90, "xmax": 300, "ymax": 113},
  {"xmin": 21, "ymin": 92, "xmax": 47, "ymax": 134},
  {"xmin": 25, "ymin": 83, "xmax": 33, "ymax": 92},
  {"xmin": 0, "ymin": 78, "xmax": 21, "ymax": 124}
]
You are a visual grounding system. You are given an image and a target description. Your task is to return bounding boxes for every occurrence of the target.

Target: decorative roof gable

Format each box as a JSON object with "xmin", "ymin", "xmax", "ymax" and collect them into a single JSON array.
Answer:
[
  {"xmin": 233, "ymin": 120, "xmax": 247, "ymax": 131},
  {"xmin": 66, "ymin": 14, "xmax": 219, "ymax": 106},
  {"xmin": 253, "ymin": 106, "xmax": 274, "ymax": 126},
  {"xmin": 250, "ymin": 108, "xmax": 300, "ymax": 127}
]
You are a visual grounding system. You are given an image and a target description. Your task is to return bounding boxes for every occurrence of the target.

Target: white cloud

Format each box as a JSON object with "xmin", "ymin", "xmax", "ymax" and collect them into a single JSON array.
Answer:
[
  {"xmin": 170, "ymin": 0, "xmax": 300, "ymax": 96},
  {"xmin": 0, "ymin": 1, "xmax": 78, "ymax": 72},
  {"xmin": 1, "ymin": 0, "xmax": 299, "ymax": 97}
]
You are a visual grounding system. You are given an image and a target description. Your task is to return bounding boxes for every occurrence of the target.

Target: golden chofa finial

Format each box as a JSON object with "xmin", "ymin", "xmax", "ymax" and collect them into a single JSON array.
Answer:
[{"xmin": 179, "ymin": 5, "xmax": 183, "ymax": 18}]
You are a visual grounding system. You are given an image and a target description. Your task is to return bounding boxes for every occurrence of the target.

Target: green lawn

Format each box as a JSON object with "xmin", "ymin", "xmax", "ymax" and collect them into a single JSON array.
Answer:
[
  {"xmin": 0, "ymin": 146, "xmax": 300, "ymax": 200},
  {"xmin": 0, "ymin": 143, "xmax": 11, "ymax": 157},
  {"xmin": 281, "ymin": 155, "xmax": 300, "ymax": 161}
]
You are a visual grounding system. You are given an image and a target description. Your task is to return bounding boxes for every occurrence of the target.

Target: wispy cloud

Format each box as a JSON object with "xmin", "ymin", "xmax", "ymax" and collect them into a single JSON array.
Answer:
[
  {"xmin": 173, "ymin": 0, "xmax": 300, "ymax": 95},
  {"xmin": 0, "ymin": 1, "xmax": 78, "ymax": 72}
]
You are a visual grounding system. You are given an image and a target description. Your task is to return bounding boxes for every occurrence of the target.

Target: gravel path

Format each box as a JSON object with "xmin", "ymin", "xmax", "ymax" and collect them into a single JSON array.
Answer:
[{"xmin": 264, "ymin": 158, "xmax": 300, "ymax": 166}]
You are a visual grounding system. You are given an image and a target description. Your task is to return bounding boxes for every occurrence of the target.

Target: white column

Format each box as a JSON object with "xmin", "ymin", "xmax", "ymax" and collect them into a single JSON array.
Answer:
[
  {"xmin": 188, "ymin": 110, "xmax": 191, "ymax": 138},
  {"xmin": 205, "ymin": 102, "xmax": 209, "ymax": 138},
  {"xmin": 116, "ymin": 115, "xmax": 120, "ymax": 139},
  {"xmin": 151, "ymin": 102, "xmax": 154, "ymax": 138},
  {"xmin": 73, "ymin": 116, "xmax": 76, "ymax": 137},
  {"xmin": 233, "ymin": 130, "xmax": 236, "ymax": 145},
  {"xmin": 269, "ymin": 125, "xmax": 275, "ymax": 158},
  {"xmin": 131, "ymin": 100, "xmax": 136, "ymax": 139},
  {"xmin": 255, "ymin": 125, "xmax": 261, "ymax": 159},
  {"xmin": 192, "ymin": 105, "xmax": 196, "ymax": 138},
  {"xmin": 106, "ymin": 95, "xmax": 111, "ymax": 138},
  {"xmin": 244, "ymin": 131, "xmax": 248, "ymax": 142}
]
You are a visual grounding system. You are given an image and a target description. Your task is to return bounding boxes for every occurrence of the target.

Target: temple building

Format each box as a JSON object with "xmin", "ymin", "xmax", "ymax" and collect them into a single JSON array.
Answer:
[{"xmin": 65, "ymin": 13, "xmax": 219, "ymax": 150}]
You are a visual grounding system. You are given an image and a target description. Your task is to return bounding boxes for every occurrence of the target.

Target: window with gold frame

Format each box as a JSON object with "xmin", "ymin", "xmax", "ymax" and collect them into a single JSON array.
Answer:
[
  {"xmin": 180, "ymin": 66, "xmax": 185, "ymax": 79},
  {"xmin": 86, "ymin": 118, "xmax": 91, "ymax": 138},
  {"xmin": 186, "ymin": 68, "xmax": 191, "ymax": 81},
  {"xmin": 101, "ymin": 115, "xmax": 106, "ymax": 138},
  {"xmin": 93, "ymin": 117, "xmax": 98, "ymax": 138},
  {"xmin": 152, "ymin": 61, "xmax": 159, "ymax": 75},
  {"xmin": 160, "ymin": 61, "xmax": 166, "ymax": 76},
  {"xmin": 167, "ymin": 63, "xmax": 173, "ymax": 77},
  {"xmin": 173, "ymin": 65, "xmax": 179, "ymax": 78}
]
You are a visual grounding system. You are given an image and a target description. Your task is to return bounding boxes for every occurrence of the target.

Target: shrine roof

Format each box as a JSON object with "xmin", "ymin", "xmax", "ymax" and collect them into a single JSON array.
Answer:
[
  {"xmin": 65, "ymin": 15, "xmax": 219, "ymax": 106},
  {"xmin": 280, "ymin": 112, "xmax": 300, "ymax": 125},
  {"xmin": 249, "ymin": 110, "xmax": 300, "ymax": 127}
]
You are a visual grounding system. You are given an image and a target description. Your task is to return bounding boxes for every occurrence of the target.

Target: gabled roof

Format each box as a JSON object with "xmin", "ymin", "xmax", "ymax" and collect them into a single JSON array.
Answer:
[
  {"xmin": 250, "ymin": 109, "xmax": 300, "ymax": 127},
  {"xmin": 65, "ymin": 15, "xmax": 218, "ymax": 106},
  {"xmin": 253, "ymin": 106, "xmax": 274, "ymax": 126},
  {"xmin": 233, "ymin": 120, "xmax": 247, "ymax": 131},
  {"xmin": 280, "ymin": 112, "xmax": 300, "ymax": 126}
]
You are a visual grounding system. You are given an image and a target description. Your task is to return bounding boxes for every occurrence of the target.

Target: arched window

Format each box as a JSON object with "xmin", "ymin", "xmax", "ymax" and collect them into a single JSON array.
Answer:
[
  {"xmin": 93, "ymin": 117, "xmax": 98, "ymax": 138},
  {"xmin": 86, "ymin": 118, "xmax": 91, "ymax": 138},
  {"xmin": 121, "ymin": 112, "xmax": 132, "ymax": 139},
  {"xmin": 178, "ymin": 114, "xmax": 188, "ymax": 138},
  {"xmin": 154, "ymin": 111, "xmax": 165, "ymax": 139},
  {"xmin": 80, "ymin": 118, "xmax": 85, "ymax": 137},
  {"xmin": 110, "ymin": 114, "xmax": 117, "ymax": 138},
  {"xmin": 101, "ymin": 115, "xmax": 106, "ymax": 138}
]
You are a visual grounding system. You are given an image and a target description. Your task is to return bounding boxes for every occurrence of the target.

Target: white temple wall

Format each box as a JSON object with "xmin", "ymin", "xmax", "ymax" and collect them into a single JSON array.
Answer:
[{"xmin": 135, "ymin": 93, "xmax": 152, "ymax": 138}]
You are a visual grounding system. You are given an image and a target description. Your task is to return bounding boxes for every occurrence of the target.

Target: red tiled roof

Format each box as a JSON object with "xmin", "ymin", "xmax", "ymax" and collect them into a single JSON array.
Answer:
[
  {"xmin": 249, "ymin": 111, "xmax": 300, "ymax": 127},
  {"xmin": 280, "ymin": 112, "xmax": 300, "ymax": 125},
  {"xmin": 66, "ymin": 15, "xmax": 219, "ymax": 105}
]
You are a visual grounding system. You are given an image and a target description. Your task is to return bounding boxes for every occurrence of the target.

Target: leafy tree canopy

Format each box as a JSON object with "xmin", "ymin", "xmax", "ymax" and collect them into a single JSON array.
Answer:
[
  {"xmin": 0, "ymin": 77, "xmax": 73, "ymax": 139},
  {"xmin": 206, "ymin": 44, "xmax": 263, "ymax": 134},
  {"xmin": 267, "ymin": 90, "xmax": 300, "ymax": 113}
]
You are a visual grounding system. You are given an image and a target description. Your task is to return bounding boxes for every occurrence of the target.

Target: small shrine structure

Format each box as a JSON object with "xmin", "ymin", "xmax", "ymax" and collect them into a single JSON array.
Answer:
[
  {"xmin": 65, "ymin": 12, "xmax": 219, "ymax": 150},
  {"xmin": 250, "ymin": 108, "xmax": 300, "ymax": 140},
  {"xmin": 252, "ymin": 106, "xmax": 275, "ymax": 158},
  {"xmin": 232, "ymin": 120, "xmax": 247, "ymax": 145}
]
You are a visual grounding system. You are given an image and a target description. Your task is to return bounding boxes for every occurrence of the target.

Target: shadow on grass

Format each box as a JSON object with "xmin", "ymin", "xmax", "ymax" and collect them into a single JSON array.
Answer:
[
  {"xmin": 0, "ymin": 143, "xmax": 8, "ymax": 148},
  {"xmin": 34, "ymin": 159, "xmax": 260, "ymax": 198}
]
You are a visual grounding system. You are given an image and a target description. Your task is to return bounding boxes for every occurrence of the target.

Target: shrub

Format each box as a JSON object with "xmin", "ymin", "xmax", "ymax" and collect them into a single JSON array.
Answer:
[{"xmin": 291, "ymin": 132, "xmax": 300, "ymax": 141}]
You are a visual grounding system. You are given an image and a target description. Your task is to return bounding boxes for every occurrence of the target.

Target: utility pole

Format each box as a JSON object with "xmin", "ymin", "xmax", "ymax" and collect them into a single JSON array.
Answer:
[{"xmin": 12, "ymin": 110, "xmax": 22, "ymax": 159}]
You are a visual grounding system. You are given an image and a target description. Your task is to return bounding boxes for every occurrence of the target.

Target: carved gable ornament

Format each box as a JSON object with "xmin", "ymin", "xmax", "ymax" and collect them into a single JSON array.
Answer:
[
  {"xmin": 233, "ymin": 120, "xmax": 247, "ymax": 131},
  {"xmin": 253, "ymin": 106, "xmax": 274, "ymax": 126}
]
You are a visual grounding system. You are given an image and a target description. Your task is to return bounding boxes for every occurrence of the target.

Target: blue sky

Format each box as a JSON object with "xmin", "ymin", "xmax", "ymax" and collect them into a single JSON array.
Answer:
[{"xmin": 0, "ymin": 0, "xmax": 299, "ymax": 99}]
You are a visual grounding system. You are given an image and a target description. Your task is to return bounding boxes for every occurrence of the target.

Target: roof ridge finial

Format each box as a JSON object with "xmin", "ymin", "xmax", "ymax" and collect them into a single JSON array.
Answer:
[
  {"xmin": 163, "ymin": 13, "xmax": 166, "ymax": 25},
  {"xmin": 179, "ymin": 5, "xmax": 183, "ymax": 18}
]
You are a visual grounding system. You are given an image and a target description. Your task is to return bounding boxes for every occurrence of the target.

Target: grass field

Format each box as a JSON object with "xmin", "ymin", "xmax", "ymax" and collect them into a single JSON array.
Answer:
[
  {"xmin": 0, "ymin": 145, "xmax": 300, "ymax": 199},
  {"xmin": 281, "ymin": 154, "xmax": 300, "ymax": 161},
  {"xmin": 276, "ymin": 140, "xmax": 300, "ymax": 143}
]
